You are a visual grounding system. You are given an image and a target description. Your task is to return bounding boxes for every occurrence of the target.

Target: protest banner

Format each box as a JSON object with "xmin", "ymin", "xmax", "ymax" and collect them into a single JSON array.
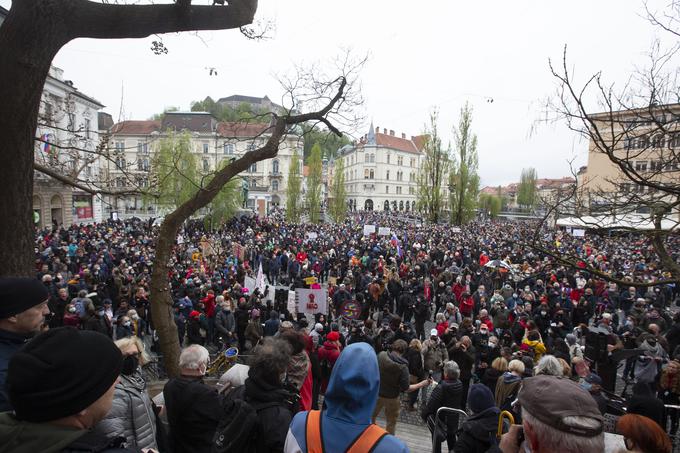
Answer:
[
  {"xmin": 572, "ymin": 229, "xmax": 585, "ymax": 237},
  {"xmin": 244, "ymin": 276, "xmax": 256, "ymax": 292},
  {"xmin": 363, "ymin": 225, "xmax": 376, "ymax": 236},
  {"xmin": 287, "ymin": 290, "xmax": 297, "ymax": 314},
  {"xmin": 305, "ymin": 232, "xmax": 318, "ymax": 240},
  {"xmin": 295, "ymin": 288, "xmax": 328, "ymax": 315},
  {"xmin": 378, "ymin": 227, "xmax": 391, "ymax": 236}
]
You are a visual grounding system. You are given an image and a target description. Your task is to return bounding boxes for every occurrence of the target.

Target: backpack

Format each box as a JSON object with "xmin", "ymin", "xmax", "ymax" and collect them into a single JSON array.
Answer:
[
  {"xmin": 212, "ymin": 397, "xmax": 281, "ymax": 453},
  {"xmin": 305, "ymin": 410, "xmax": 387, "ymax": 453}
]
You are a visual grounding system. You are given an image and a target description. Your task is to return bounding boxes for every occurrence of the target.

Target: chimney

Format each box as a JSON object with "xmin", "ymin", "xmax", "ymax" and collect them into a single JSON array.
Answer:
[
  {"xmin": 401, "ymin": 132, "xmax": 406, "ymax": 139},
  {"xmin": 375, "ymin": 125, "xmax": 379, "ymax": 134},
  {"xmin": 389, "ymin": 130, "xmax": 395, "ymax": 136}
]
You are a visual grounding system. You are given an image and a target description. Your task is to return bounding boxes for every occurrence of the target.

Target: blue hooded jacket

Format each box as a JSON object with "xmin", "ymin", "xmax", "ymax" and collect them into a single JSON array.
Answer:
[{"xmin": 284, "ymin": 343, "xmax": 408, "ymax": 452}]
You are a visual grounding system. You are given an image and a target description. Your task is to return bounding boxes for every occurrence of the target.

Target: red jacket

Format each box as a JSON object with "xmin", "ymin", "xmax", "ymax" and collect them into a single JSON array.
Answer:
[
  {"xmin": 317, "ymin": 341, "xmax": 341, "ymax": 392},
  {"xmin": 299, "ymin": 353, "xmax": 313, "ymax": 412},
  {"xmin": 459, "ymin": 295, "xmax": 474, "ymax": 317},
  {"xmin": 202, "ymin": 294, "xmax": 216, "ymax": 318}
]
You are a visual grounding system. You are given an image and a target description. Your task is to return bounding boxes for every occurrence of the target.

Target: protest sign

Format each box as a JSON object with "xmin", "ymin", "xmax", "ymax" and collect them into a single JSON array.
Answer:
[
  {"xmin": 295, "ymin": 288, "xmax": 328, "ymax": 315},
  {"xmin": 363, "ymin": 225, "xmax": 376, "ymax": 236},
  {"xmin": 378, "ymin": 227, "xmax": 391, "ymax": 236},
  {"xmin": 572, "ymin": 229, "xmax": 585, "ymax": 237},
  {"xmin": 287, "ymin": 290, "xmax": 297, "ymax": 314}
]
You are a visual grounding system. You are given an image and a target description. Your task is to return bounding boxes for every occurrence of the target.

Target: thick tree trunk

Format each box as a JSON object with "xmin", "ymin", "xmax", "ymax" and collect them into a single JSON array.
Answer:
[{"xmin": 0, "ymin": 1, "xmax": 69, "ymax": 276}]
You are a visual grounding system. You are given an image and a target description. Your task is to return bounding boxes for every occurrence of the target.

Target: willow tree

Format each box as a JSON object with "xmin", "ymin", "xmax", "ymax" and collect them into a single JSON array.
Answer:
[
  {"xmin": 286, "ymin": 150, "xmax": 302, "ymax": 223},
  {"xmin": 329, "ymin": 156, "xmax": 347, "ymax": 222},
  {"xmin": 449, "ymin": 102, "xmax": 480, "ymax": 225},
  {"xmin": 416, "ymin": 110, "xmax": 449, "ymax": 223},
  {"xmin": 305, "ymin": 143, "xmax": 323, "ymax": 223},
  {"xmin": 0, "ymin": 0, "xmax": 258, "ymax": 276},
  {"xmin": 517, "ymin": 167, "xmax": 538, "ymax": 211}
]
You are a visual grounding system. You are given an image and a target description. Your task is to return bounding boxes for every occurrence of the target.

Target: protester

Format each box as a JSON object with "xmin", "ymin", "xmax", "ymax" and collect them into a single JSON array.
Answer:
[
  {"xmin": 163, "ymin": 344, "xmax": 223, "ymax": 453},
  {"xmin": 454, "ymin": 384, "xmax": 502, "ymax": 452},
  {"xmin": 616, "ymin": 414, "xmax": 672, "ymax": 453},
  {"xmin": 421, "ymin": 360, "xmax": 464, "ymax": 453},
  {"xmin": 0, "ymin": 277, "xmax": 50, "ymax": 412},
  {"xmin": 0, "ymin": 327, "xmax": 139, "ymax": 452},
  {"xmin": 95, "ymin": 336, "xmax": 158, "ymax": 450},
  {"xmin": 223, "ymin": 337, "xmax": 297, "ymax": 452},
  {"xmin": 498, "ymin": 375, "xmax": 605, "ymax": 453},
  {"xmin": 372, "ymin": 339, "xmax": 430, "ymax": 434},
  {"xmin": 284, "ymin": 343, "xmax": 408, "ymax": 452}
]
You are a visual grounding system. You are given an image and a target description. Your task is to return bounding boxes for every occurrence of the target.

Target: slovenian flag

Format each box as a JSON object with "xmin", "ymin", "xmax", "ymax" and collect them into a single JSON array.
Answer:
[{"xmin": 391, "ymin": 233, "xmax": 398, "ymax": 247}]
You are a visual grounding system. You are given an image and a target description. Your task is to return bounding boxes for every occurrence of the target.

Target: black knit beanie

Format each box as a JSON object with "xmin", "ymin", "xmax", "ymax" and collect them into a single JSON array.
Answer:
[
  {"xmin": 0, "ymin": 277, "xmax": 49, "ymax": 319},
  {"xmin": 8, "ymin": 327, "xmax": 122, "ymax": 422}
]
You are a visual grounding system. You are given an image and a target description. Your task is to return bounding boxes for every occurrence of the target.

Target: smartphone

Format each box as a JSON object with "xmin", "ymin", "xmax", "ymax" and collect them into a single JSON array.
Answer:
[{"xmin": 428, "ymin": 370, "xmax": 433, "ymax": 379}]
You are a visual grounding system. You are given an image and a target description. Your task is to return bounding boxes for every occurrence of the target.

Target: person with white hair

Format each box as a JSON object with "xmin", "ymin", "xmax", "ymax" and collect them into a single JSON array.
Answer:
[
  {"xmin": 163, "ymin": 344, "xmax": 223, "ymax": 452},
  {"xmin": 534, "ymin": 355, "xmax": 564, "ymax": 377}
]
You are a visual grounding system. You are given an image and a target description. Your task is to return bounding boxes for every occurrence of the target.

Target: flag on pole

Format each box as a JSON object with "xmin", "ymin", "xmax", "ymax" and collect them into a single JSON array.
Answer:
[{"xmin": 41, "ymin": 134, "xmax": 53, "ymax": 156}]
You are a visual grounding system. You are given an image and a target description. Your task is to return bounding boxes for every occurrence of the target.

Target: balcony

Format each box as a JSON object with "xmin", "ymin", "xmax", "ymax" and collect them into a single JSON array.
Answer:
[{"xmin": 269, "ymin": 171, "xmax": 283, "ymax": 178}]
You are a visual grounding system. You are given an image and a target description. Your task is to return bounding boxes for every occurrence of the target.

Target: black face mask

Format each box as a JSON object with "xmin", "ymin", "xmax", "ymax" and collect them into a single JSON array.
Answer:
[{"xmin": 121, "ymin": 354, "xmax": 139, "ymax": 376}]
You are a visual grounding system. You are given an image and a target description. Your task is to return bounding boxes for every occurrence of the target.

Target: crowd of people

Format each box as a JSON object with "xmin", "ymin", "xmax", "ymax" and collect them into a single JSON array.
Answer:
[{"xmin": 0, "ymin": 210, "xmax": 679, "ymax": 452}]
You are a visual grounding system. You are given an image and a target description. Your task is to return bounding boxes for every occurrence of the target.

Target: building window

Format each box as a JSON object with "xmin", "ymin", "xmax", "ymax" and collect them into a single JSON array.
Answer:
[
  {"xmin": 250, "ymin": 179, "xmax": 257, "ymax": 188},
  {"xmin": 247, "ymin": 143, "xmax": 257, "ymax": 152},
  {"xmin": 409, "ymin": 186, "xmax": 415, "ymax": 195},
  {"xmin": 410, "ymin": 158, "xmax": 415, "ymax": 167},
  {"xmin": 369, "ymin": 169, "xmax": 374, "ymax": 179},
  {"xmin": 670, "ymin": 133, "xmax": 680, "ymax": 148},
  {"xmin": 386, "ymin": 170, "xmax": 390, "ymax": 180},
  {"xmin": 203, "ymin": 159, "xmax": 210, "ymax": 171},
  {"xmin": 650, "ymin": 160, "xmax": 663, "ymax": 172},
  {"xmin": 652, "ymin": 134, "xmax": 665, "ymax": 148},
  {"xmin": 370, "ymin": 154, "xmax": 375, "ymax": 163},
  {"xmin": 223, "ymin": 143, "xmax": 235, "ymax": 155},
  {"xmin": 203, "ymin": 143, "xmax": 209, "ymax": 154},
  {"xmin": 116, "ymin": 156, "xmax": 126, "ymax": 169},
  {"xmin": 396, "ymin": 186, "xmax": 402, "ymax": 194},
  {"xmin": 272, "ymin": 180, "xmax": 279, "ymax": 191},
  {"xmin": 272, "ymin": 159, "xmax": 279, "ymax": 174},
  {"xmin": 635, "ymin": 161, "xmax": 648, "ymax": 172},
  {"xmin": 364, "ymin": 169, "xmax": 370, "ymax": 179},
  {"xmin": 67, "ymin": 113, "xmax": 75, "ymax": 132},
  {"xmin": 386, "ymin": 185, "xmax": 389, "ymax": 193},
  {"xmin": 387, "ymin": 154, "xmax": 391, "ymax": 164},
  {"xmin": 398, "ymin": 156, "xmax": 403, "ymax": 166},
  {"xmin": 249, "ymin": 163, "xmax": 257, "ymax": 173},
  {"xmin": 115, "ymin": 141, "xmax": 124, "ymax": 151}
]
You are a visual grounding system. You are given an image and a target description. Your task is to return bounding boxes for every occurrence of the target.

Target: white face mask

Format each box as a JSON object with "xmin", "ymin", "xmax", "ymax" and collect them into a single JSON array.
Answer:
[{"xmin": 68, "ymin": 307, "xmax": 76, "ymax": 313}]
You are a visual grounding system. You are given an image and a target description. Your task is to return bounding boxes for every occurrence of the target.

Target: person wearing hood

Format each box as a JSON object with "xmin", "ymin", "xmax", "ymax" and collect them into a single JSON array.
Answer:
[
  {"xmin": 454, "ymin": 384, "xmax": 502, "ymax": 453},
  {"xmin": 0, "ymin": 278, "xmax": 51, "ymax": 413},
  {"xmin": 94, "ymin": 336, "xmax": 158, "ymax": 450},
  {"xmin": 421, "ymin": 360, "xmax": 464, "ymax": 453},
  {"xmin": 284, "ymin": 342, "xmax": 408, "ymax": 453}
]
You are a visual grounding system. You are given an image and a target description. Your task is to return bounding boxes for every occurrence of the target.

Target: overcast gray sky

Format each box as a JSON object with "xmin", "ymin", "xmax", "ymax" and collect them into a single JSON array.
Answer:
[{"xmin": 3, "ymin": 0, "xmax": 674, "ymax": 186}]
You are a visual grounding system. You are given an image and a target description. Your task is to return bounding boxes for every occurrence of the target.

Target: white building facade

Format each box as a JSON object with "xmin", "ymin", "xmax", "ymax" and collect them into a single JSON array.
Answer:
[
  {"xmin": 337, "ymin": 124, "xmax": 425, "ymax": 212},
  {"xmin": 34, "ymin": 66, "xmax": 105, "ymax": 228},
  {"xmin": 103, "ymin": 112, "xmax": 304, "ymax": 219}
]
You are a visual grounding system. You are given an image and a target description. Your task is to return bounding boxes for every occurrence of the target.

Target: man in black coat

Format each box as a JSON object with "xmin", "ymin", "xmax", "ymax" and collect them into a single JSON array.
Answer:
[
  {"xmin": 164, "ymin": 344, "xmax": 224, "ymax": 453},
  {"xmin": 454, "ymin": 384, "xmax": 501, "ymax": 453},
  {"xmin": 421, "ymin": 360, "xmax": 464, "ymax": 453}
]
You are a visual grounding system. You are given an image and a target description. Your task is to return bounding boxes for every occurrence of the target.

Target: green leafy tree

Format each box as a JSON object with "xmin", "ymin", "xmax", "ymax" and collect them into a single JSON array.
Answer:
[
  {"xmin": 329, "ymin": 156, "xmax": 347, "ymax": 222},
  {"xmin": 149, "ymin": 132, "xmax": 241, "ymax": 226},
  {"xmin": 416, "ymin": 110, "xmax": 449, "ymax": 223},
  {"xmin": 449, "ymin": 102, "xmax": 480, "ymax": 225},
  {"xmin": 479, "ymin": 193, "xmax": 502, "ymax": 218},
  {"xmin": 286, "ymin": 150, "xmax": 302, "ymax": 222},
  {"xmin": 305, "ymin": 143, "xmax": 323, "ymax": 223},
  {"xmin": 301, "ymin": 124, "xmax": 351, "ymax": 160},
  {"xmin": 517, "ymin": 167, "xmax": 538, "ymax": 211},
  {"xmin": 149, "ymin": 131, "xmax": 199, "ymax": 210},
  {"xmin": 190, "ymin": 98, "xmax": 267, "ymax": 122}
]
